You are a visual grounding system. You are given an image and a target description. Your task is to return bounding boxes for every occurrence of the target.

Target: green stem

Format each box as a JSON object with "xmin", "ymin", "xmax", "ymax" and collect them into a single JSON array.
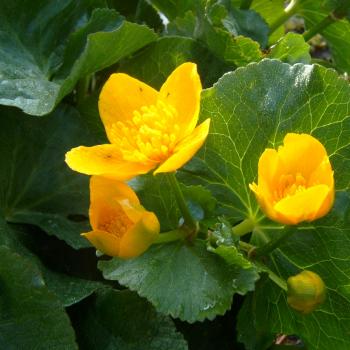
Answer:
[
  {"xmin": 239, "ymin": 240, "xmax": 255, "ymax": 252},
  {"xmin": 269, "ymin": 0, "xmax": 300, "ymax": 35},
  {"xmin": 76, "ymin": 75, "xmax": 91, "ymax": 104},
  {"xmin": 232, "ymin": 218, "xmax": 255, "ymax": 237},
  {"xmin": 254, "ymin": 229, "xmax": 295, "ymax": 257},
  {"xmin": 267, "ymin": 269, "xmax": 288, "ymax": 291},
  {"xmin": 240, "ymin": 0, "xmax": 253, "ymax": 10},
  {"xmin": 303, "ymin": 14, "xmax": 336, "ymax": 42},
  {"xmin": 153, "ymin": 229, "xmax": 186, "ymax": 244},
  {"xmin": 167, "ymin": 173, "xmax": 198, "ymax": 232}
]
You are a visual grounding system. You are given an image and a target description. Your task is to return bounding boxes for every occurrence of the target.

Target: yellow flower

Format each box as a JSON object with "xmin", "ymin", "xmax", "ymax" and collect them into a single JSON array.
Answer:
[
  {"xmin": 82, "ymin": 176, "xmax": 160, "ymax": 258},
  {"xmin": 65, "ymin": 62, "xmax": 210, "ymax": 180},
  {"xmin": 287, "ymin": 270, "xmax": 326, "ymax": 314},
  {"xmin": 250, "ymin": 133, "xmax": 334, "ymax": 225}
]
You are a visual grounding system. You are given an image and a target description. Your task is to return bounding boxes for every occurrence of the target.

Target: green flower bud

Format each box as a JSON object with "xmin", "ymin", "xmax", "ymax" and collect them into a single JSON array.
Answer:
[{"xmin": 287, "ymin": 270, "xmax": 326, "ymax": 314}]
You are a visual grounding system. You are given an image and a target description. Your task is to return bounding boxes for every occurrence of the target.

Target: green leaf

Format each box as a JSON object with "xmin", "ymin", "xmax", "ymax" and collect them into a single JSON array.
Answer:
[
  {"xmin": 238, "ymin": 192, "xmax": 350, "ymax": 350},
  {"xmin": 177, "ymin": 59, "xmax": 350, "ymax": 347},
  {"xmin": 129, "ymin": 174, "xmax": 180, "ymax": 231},
  {"xmin": 0, "ymin": 245, "xmax": 77, "ymax": 349},
  {"xmin": 0, "ymin": 220, "xmax": 105, "ymax": 307},
  {"xmin": 147, "ymin": 0, "xmax": 197, "ymax": 20},
  {"xmin": 119, "ymin": 36, "xmax": 230, "ymax": 88},
  {"xmin": 0, "ymin": 104, "xmax": 103, "ymax": 249},
  {"xmin": 99, "ymin": 240, "xmax": 259, "ymax": 322},
  {"xmin": 75, "ymin": 290, "xmax": 188, "ymax": 349},
  {"xmin": 0, "ymin": 1, "xmax": 156, "ymax": 116},
  {"xmin": 168, "ymin": 9, "xmax": 263, "ymax": 67},
  {"xmin": 299, "ymin": 0, "xmax": 350, "ymax": 73},
  {"xmin": 267, "ymin": 32, "xmax": 311, "ymax": 64},
  {"xmin": 179, "ymin": 59, "xmax": 350, "ymax": 221},
  {"xmin": 107, "ymin": 0, "xmax": 163, "ymax": 31},
  {"xmin": 232, "ymin": 0, "xmax": 285, "ymax": 43}
]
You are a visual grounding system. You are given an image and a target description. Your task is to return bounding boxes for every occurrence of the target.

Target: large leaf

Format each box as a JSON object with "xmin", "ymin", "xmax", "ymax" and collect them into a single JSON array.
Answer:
[
  {"xmin": 0, "ymin": 104, "xmax": 104, "ymax": 249},
  {"xmin": 99, "ymin": 240, "xmax": 259, "ymax": 322},
  {"xmin": 238, "ymin": 191, "xmax": 350, "ymax": 350},
  {"xmin": 0, "ymin": 245, "xmax": 77, "ymax": 349},
  {"xmin": 0, "ymin": 1, "xmax": 156, "ymax": 116},
  {"xmin": 74, "ymin": 290, "xmax": 188, "ymax": 349},
  {"xmin": 178, "ymin": 59, "xmax": 350, "ymax": 346},
  {"xmin": 179, "ymin": 59, "xmax": 350, "ymax": 221},
  {"xmin": 0, "ymin": 219, "xmax": 105, "ymax": 307}
]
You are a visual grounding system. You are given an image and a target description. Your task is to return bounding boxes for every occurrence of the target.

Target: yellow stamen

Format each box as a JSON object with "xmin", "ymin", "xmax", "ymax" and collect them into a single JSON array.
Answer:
[{"xmin": 110, "ymin": 100, "xmax": 180, "ymax": 162}]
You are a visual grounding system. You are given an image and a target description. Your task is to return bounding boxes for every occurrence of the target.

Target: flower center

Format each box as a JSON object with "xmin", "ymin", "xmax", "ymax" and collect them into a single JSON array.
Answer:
[
  {"xmin": 275, "ymin": 173, "xmax": 308, "ymax": 201},
  {"xmin": 110, "ymin": 100, "xmax": 180, "ymax": 163},
  {"xmin": 98, "ymin": 205, "xmax": 133, "ymax": 237}
]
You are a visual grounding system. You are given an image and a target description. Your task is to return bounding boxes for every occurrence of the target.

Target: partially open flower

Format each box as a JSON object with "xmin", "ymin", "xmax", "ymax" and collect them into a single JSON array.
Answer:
[
  {"xmin": 287, "ymin": 270, "xmax": 326, "ymax": 314},
  {"xmin": 250, "ymin": 133, "xmax": 334, "ymax": 225},
  {"xmin": 65, "ymin": 62, "xmax": 210, "ymax": 180},
  {"xmin": 82, "ymin": 176, "xmax": 160, "ymax": 259}
]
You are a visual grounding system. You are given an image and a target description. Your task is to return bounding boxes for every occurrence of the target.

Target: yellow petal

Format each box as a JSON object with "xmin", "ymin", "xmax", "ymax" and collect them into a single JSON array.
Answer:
[
  {"xmin": 279, "ymin": 133, "xmax": 328, "ymax": 178},
  {"xmin": 119, "ymin": 211, "xmax": 160, "ymax": 259},
  {"xmin": 160, "ymin": 62, "xmax": 202, "ymax": 138},
  {"xmin": 89, "ymin": 176, "xmax": 140, "ymax": 230},
  {"xmin": 65, "ymin": 144, "xmax": 154, "ymax": 180},
  {"xmin": 82, "ymin": 230, "xmax": 120, "ymax": 257},
  {"xmin": 154, "ymin": 118, "xmax": 210, "ymax": 174},
  {"xmin": 273, "ymin": 184, "xmax": 331, "ymax": 225},
  {"xmin": 99, "ymin": 73, "xmax": 158, "ymax": 142}
]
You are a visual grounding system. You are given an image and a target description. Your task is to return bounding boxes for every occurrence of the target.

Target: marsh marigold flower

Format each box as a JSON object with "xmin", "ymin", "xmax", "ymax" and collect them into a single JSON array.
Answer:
[
  {"xmin": 249, "ymin": 133, "xmax": 334, "ymax": 225},
  {"xmin": 287, "ymin": 270, "xmax": 326, "ymax": 314},
  {"xmin": 82, "ymin": 176, "xmax": 160, "ymax": 258},
  {"xmin": 65, "ymin": 62, "xmax": 210, "ymax": 180}
]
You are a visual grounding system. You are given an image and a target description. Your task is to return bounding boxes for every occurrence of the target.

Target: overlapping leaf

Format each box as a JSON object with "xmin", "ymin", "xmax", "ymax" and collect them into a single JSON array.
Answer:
[
  {"xmin": 99, "ymin": 240, "xmax": 259, "ymax": 323},
  {"xmin": 74, "ymin": 290, "xmax": 188, "ymax": 349},
  {"xmin": 0, "ymin": 104, "xmax": 104, "ymax": 249},
  {"xmin": 0, "ymin": 0, "xmax": 156, "ymax": 116},
  {"xmin": 0, "ymin": 246, "xmax": 77, "ymax": 349},
  {"xmin": 179, "ymin": 59, "xmax": 350, "ymax": 346}
]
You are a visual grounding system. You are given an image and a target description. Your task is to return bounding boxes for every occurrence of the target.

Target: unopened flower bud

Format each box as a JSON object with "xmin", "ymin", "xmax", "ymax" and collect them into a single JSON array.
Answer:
[{"xmin": 287, "ymin": 270, "xmax": 326, "ymax": 314}]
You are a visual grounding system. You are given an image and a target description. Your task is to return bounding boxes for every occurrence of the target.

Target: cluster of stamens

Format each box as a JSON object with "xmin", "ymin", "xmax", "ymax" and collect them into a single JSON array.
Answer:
[
  {"xmin": 110, "ymin": 100, "xmax": 180, "ymax": 162},
  {"xmin": 274, "ymin": 173, "xmax": 309, "ymax": 201},
  {"xmin": 98, "ymin": 204, "xmax": 133, "ymax": 237}
]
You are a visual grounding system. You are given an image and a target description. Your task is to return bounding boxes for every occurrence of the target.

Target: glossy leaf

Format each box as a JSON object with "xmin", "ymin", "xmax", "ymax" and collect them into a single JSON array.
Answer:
[
  {"xmin": 99, "ymin": 240, "xmax": 259, "ymax": 322},
  {"xmin": 75, "ymin": 290, "xmax": 188, "ymax": 349},
  {"xmin": 0, "ymin": 1, "xmax": 156, "ymax": 115},
  {"xmin": 0, "ymin": 104, "xmax": 103, "ymax": 249},
  {"xmin": 0, "ymin": 246, "xmax": 77, "ymax": 349}
]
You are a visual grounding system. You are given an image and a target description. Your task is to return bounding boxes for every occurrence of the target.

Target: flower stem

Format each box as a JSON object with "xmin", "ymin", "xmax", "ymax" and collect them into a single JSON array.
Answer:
[
  {"xmin": 269, "ymin": 0, "xmax": 300, "ymax": 35},
  {"xmin": 303, "ymin": 14, "xmax": 336, "ymax": 42},
  {"xmin": 239, "ymin": 240, "xmax": 255, "ymax": 252},
  {"xmin": 232, "ymin": 218, "xmax": 255, "ymax": 237},
  {"xmin": 267, "ymin": 269, "xmax": 288, "ymax": 291},
  {"xmin": 240, "ymin": 0, "xmax": 253, "ymax": 10},
  {"xmin": 153, "ymin": 229, "xmax": 186, "ymax": 244},
  {"xmin": 253, "ymin": 229, "xmax": 295, "ymax": 257},
  {"xmin": 167, "ymin": 173, "xmax": 198, "ymax": 233},
  {"xmin": 76, "ymin": 74, "xmax": 91, "ymax": 104}
]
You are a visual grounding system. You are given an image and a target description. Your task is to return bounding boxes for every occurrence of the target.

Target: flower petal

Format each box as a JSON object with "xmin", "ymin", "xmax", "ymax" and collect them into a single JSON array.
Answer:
[
  {"xmin": 154, "ymin": 118, "xmax": 210, "ymax": 174},
  {"xmin": 82, "ymin": 230, "xmax": 120, "ymax": 257},
  {"xmin": 89, "ymin": 176, "xmax": 140, "ymax": 230},
  {"xmin": 273, "ymin": 184, "xmax": 331, "ymax": 225},
  {"xmin": 99, "ymin": 73, "xmax": 158, "ymax": 142},
  {"xmin": 65, "ymin": 144, "xmax": 154, "ymax": 180},
  {"xmin": 279, "ymin": 133, "xmax": 328, "ymax": 178},
  {"xmin": 160, "ymin": 62, "xmax": 202, "ymax": 138},
  {"xmin": 119, "ymin": 211, "xmax": 160, "ymax": 259}
]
